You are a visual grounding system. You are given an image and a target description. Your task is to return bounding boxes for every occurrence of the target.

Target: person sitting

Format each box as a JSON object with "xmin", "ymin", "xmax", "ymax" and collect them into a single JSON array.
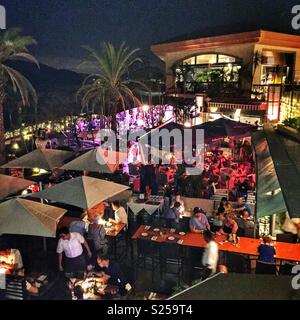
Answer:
[
  {"xmin": 0, "ymin": 242, "xmax": 24, "ymax": 276},
  {"xmin": 73, "ymin": 285, "xmax": 85, "ymax": 300},
  {"xmin": 171, "ymin": 194, "xmax": 185, "ymax": 214},
  {"xmin": 93, "ymin": 253, "xmax": 129, "ymax": 297},
  {"xmin": 217, "ymin": 197, "xmax": 227, "ymax": 214},
  {"xmin": 201, "ymin": 230, "xmax": 219, "ymax": 279},
  {"xmin": 57, "ymin": 227, "xmax": 92, "ymax": 278},
  {"xmin": 237, "ymin": 210, "xmax": 254, "ymax": 236},
  {"xmin": 189, "ymin": 207, "xmax": 210, "ymax": 233},
  {"xmin": 109, "ymin": 201, "xmax": 128, "ymax": 226},
  {"xmin": 258, "ymin": 236, "xmax": 276, "ymax": 263},
  {"xmin": 234, "ymin": 197, "xmax": 253, "ymax": 216},
  {"xmin": 69, "ymin": 213, "xmax": 89, "ymax": 236},
  {"xmin": 161, "ymin": 201, "xmax": 181, "ymax": 229},
  {"xmin": 219, "ymin": 213, "xmax": 238, "ymax": 235},
  {"xmin": 87, "ymin": 215, "xmax": 108, "ymax": 257}
]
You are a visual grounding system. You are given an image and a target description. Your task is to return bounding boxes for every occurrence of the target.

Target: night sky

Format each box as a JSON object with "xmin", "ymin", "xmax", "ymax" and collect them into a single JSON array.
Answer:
[{"xmin": 2, "ymin": 0, "xmax": 300, "ymax": 71}]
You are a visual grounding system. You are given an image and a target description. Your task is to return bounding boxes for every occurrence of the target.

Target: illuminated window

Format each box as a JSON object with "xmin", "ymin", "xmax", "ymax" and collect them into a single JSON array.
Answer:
[
  {"xmin": 218, "ymin": 55, "xmax": 236, "ymax": 63},
  {"xmin": 195, "ymin": 54, "xmax": 217, "ymax": 64},
  {"xmin": 183, "ymin": 57, "xmax": 196, "ymax": 65}
]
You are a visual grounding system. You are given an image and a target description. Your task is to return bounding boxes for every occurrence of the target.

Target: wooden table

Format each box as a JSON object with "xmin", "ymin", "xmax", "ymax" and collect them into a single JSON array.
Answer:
[
  {"xmin": 70, "ymin": 278, "xmax": 119, "ymax": 300},
  {"xmin": 132, "ymin": 225, "xmax": 300, "ymax": 262},
  {"xmin": 58, "ymin": 216, "xmax": 125, "ymax": 237}
]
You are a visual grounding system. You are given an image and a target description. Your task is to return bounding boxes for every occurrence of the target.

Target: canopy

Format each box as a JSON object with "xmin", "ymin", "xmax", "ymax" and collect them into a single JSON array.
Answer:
[
  {"xmin": 193, "ymin": 118, "xmax": 257, "ymax": 141},
  {"xmin": 0, "ymin": 174, "xmax": 34, "ymax": 200},
  {"xmin": 0, "ymin": 198, "xmax": 66, "ymax": 237},
  {"xmin": 61, "ymin": 148, "xmax": 127, "ymax": 173},
  {"xmin": 169, "ymin": 273, "xmax": 300, "ymax": 300},
  {"xmin": 252, "ymin": 130, "xmax": 287, "ymax": 218},
  {"xmin": 263, "ymin": 125, "xmax": 300, "ymax": 218},
  {"xmin": 30, "ymin": 176, "xmax": 130, "ymax": 209},
  {"xmin": 1, "ymin": 149, "xmax": 74, "ymax": 170}
]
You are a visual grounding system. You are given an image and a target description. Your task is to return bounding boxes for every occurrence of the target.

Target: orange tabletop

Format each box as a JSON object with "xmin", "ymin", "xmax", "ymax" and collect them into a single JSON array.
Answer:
[
  {"xmin": 58, "ymin": 217, "xmax": 125, "ymax": 237},
  {"xmin": 105, "ymin": 223, "xmax": 126, "ymax": 237},
  {"xmin": 132, "ymin": 225, "xmax": 300, "ymax": 262}
]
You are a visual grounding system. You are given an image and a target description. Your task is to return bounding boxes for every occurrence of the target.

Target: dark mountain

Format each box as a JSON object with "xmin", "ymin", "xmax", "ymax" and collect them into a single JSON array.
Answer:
[{"xmin": 5, "ymin": 60, "xmax": 85, "ymax": 93}]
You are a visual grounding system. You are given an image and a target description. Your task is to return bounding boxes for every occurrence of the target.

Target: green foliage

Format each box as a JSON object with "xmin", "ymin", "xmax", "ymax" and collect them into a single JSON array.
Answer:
[
  {"xmin": 283, "ymin": 117, "xmax": 300, "ymax": 131},
  {"xmin": 77, "ymin": 42, "xmax": 149, "ymax": 118},
  {"xmin": 0, "ymin": 28, "xmax": 38, "ymax": 105}
]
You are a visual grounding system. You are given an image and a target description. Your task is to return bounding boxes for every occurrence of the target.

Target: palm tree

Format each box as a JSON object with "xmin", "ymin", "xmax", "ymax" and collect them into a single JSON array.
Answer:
[
  {"xmin": 0, "ymin": 28, "xmax": 38, "ymax": 164},
  {"xmin": 77, "ymin": 42, "xmax": 148, "ymax": 131}
]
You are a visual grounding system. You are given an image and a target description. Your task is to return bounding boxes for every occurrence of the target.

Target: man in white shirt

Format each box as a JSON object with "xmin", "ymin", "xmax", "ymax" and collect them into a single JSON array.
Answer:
[
  {"xmin": 57, "ymin": 227, "xmax": 92, "ymax": 277},
  {"xmin": 201, "ymin": 230, "xmax": 219, "ymax": 279},
  {"xmin": 110, "ymin": 201, "xmax": 128, "ymax": 225}
]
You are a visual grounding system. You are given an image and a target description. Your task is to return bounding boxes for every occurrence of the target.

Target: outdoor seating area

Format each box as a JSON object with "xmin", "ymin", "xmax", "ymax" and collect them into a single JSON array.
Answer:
[
  {"xmin": 1, "ymin": 3, "xmax": 300, "ymax": 304},
  {"xmin": 0, "ymin": 114, "xmax": 299, "ymax": 301}
]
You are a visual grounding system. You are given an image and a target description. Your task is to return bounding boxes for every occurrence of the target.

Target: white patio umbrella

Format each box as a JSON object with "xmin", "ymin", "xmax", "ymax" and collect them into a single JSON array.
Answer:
[
  {"xmin": 0, "ymin": 198, "xmax": 66, "ymax": 237},
  {"xmin": 30, "ymin": 176, "xmax": 129, "ymax": 210}
]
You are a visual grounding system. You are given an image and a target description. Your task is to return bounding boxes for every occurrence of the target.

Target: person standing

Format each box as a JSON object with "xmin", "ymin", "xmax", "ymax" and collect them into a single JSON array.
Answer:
[
  {"xmin": 201, "ymin": 230, "xmax": 219, "ymax": 279},
  {"xmin": 87, "ymin": 215, "xmax": 108, "ymax": 256},
  {"xmin": 110, "ymin": 201, "xmax": 128, "ymax": 226},
  {"xmin": 57, "ymin": 227, "xmax": 92, "ymax": 278},
  {"xmin": 162, "ymin": 201, "xmax": 181, "ymax": 229}
]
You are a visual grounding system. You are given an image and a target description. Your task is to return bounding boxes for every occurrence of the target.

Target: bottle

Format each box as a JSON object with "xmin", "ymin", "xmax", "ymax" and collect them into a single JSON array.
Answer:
[{"xmin": 93, "ymin": 280, "xmax": 98, "ymax": 295}]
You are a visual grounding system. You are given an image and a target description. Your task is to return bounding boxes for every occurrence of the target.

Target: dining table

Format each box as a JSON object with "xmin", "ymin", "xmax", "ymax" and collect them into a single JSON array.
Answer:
[
  {"xmin": 132, "ymin": 225, "xmax": 300, "ymax": 263},
  {"xmin": 127, "ymin": 195, "xmax": 164, "ymax": 216},
  {"xmin": 69, "ymin": 276, "xmax": 120, "ymax": 300}
]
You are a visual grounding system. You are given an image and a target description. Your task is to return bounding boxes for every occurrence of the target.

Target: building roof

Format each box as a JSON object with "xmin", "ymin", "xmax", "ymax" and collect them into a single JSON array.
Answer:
[
  {"xmin": 151, "ymin": 29, "xmax": 300, "ymax": 58},
  {"xmin": 169, "ymin": 273, "xmax": 300, "ymax": 300},
  {"xmin": 252, "ymin": 124, "xmax": 300, "ymax": 219}
]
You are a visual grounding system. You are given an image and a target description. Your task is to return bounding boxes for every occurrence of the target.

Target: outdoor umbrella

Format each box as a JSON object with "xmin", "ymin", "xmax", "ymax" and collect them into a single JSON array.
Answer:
[
  {"xmin": 30, "ymin": 176, "xmax": 130, "ymax": 210},
  {"xmin": 0, "ymin": 174, "xmax": 34, "ymax": 200},
  {"xmin": 1, "ymin": 149, "xmax": 74, "ymax": 171},
  {"xmin": 138, "ymin": 121, "xmax": 184, "ymax": 147},
  {"xmin": 193, "ymin": 118, "xmax": 257, "ymax": 142},
  {"xmin": 0, "ymin": 198, "xmax": 66, "ymax": 237},
  {"xmin": 60, "ymin": 148, "xmax": 127, "ymax": 173}
]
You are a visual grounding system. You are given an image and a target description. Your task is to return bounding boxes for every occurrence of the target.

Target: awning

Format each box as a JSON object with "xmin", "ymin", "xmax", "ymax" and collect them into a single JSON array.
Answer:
[
  {"xmin": 264, "ymin": 125, "xmax": 300, "ymax": 218},
  {"xmin": 169, "ymin": 273, "xmax": 300, "ymax": 300},
  {"xmin": 252, "ymin": 125, "xmax": 300, "ymax": 218},
  {"xmin": 252, "ymin": 130, "xmax": 287, "ymax": 218}
]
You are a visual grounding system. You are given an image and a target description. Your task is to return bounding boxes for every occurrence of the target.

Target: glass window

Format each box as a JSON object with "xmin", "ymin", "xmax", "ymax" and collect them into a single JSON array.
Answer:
[
  {"xmin": 218, "ymin": 54, "xmax": 236, "ymax": 63},
  {"xmin": 183, "ymin": 57, "xmax": 196, "ymax": 65},
  {"xmin": 195, "ymin": 54, "xmax": 217, "ymax": 64}
]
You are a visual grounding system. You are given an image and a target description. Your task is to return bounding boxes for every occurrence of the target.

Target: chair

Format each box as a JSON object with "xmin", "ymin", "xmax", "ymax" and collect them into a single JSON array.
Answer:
[
  {"xmin": 226, "ymin": 253, "xmax": 248, "ymax": 273},
  {"xmin": 279, "ymin": 262, "xmax": 296, "ymax": 275},
  {"xmin": 159, "ymin": 242, "xmax": 184, "ymax": 285},
  {"xmin": 5, "ymin": 275, "xmax": 27, "ymax": 300},
  {"xmin": 178, "ymin": 217, "xmax": 190, "ymax": 233},
  {"xmin": 136, "ymin": 238, "xmax": 160, "ymax": 283},
  {"xmin": 276, "ymin": 233, "xmax": 297, "ymax": 244},
  {"xmin": 255, "ymin": 261, "xmax": 277, "ymax": 275}
]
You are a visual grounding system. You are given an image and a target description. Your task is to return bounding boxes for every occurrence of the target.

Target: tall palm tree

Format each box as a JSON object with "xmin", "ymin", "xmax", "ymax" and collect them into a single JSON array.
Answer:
[
  {"xmin": 0, "ymin": 28, "xmax": 38, "ymax": 164},
  {"xmin": 77, "ymin": 42, "xmax": 148, "ymax": 131}
]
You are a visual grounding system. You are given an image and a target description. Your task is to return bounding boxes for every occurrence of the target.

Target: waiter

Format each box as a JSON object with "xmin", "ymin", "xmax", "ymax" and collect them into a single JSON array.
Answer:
[{"xmin": 57, "ymin": 227, "xmax": 92, "ymax": 278}]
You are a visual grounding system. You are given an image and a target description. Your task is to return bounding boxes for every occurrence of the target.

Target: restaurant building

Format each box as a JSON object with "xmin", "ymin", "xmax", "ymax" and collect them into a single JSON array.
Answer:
[{"xmin": 151, "ymin": 29, "xmax": 300, "ymax": 123}]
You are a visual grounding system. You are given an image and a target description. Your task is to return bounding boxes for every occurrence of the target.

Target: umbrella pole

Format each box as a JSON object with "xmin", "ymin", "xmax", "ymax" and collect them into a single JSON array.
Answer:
[
  {"xmin": 43, "ymin": 237, "xmax": 47, "ymax": 252},
  {"xmin": 39, "ymin": 181, "xmax": 48, "ymax": 252}
]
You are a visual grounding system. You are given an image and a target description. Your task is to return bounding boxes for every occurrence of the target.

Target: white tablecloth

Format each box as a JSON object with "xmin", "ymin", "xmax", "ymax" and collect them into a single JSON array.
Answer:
[{"xmin": 127, "ymin": 196, "xmax": 163, "ymax": 215}]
